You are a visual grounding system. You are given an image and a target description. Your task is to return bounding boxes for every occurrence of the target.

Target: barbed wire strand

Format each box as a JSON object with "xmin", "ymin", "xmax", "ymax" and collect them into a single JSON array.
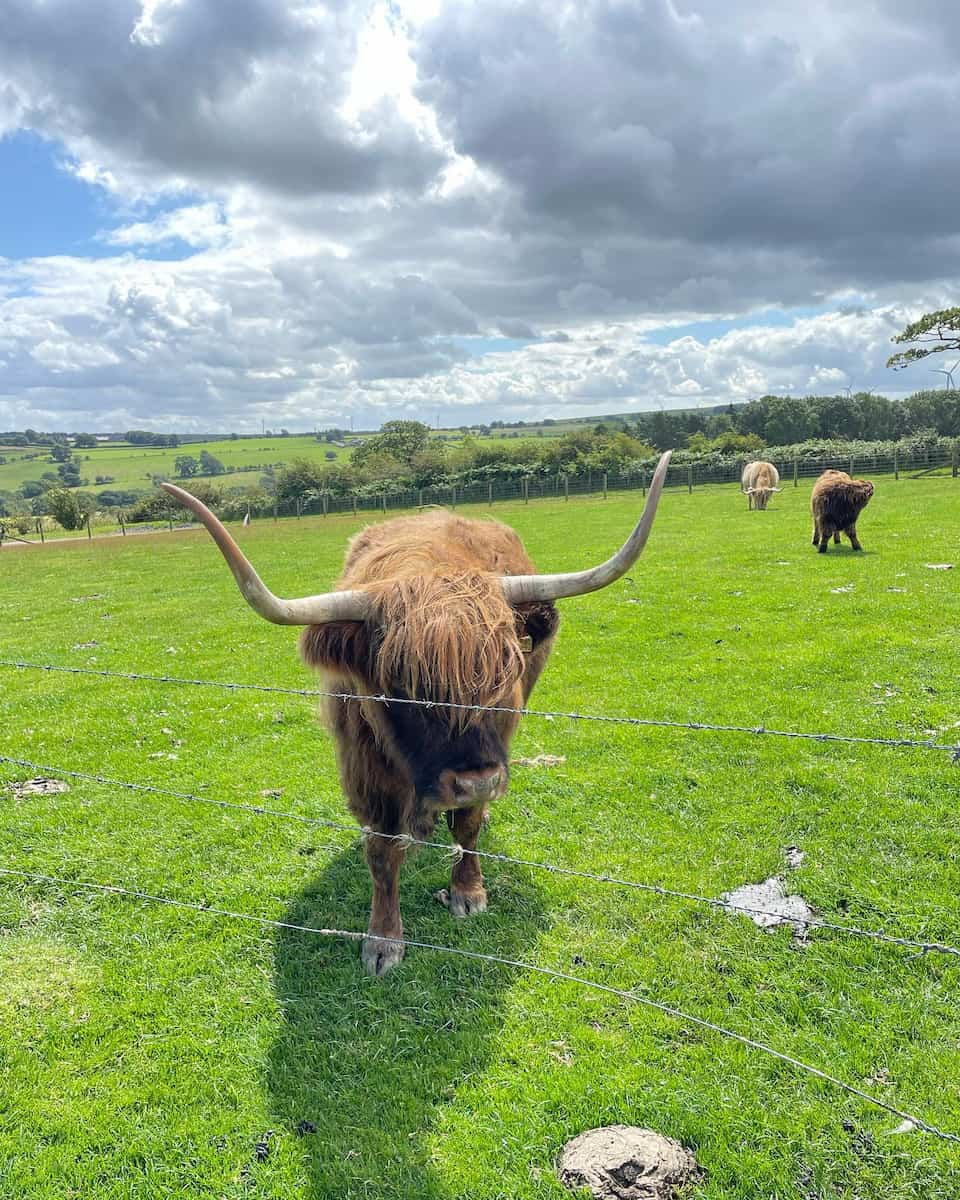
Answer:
[
  {"xmin": 3, "ymin": 660, "xmax": 960, "ymax": 760},
  {"xmin": 2, "ymin": 751, "xmax": 958, "ymax": 959},
  {"xmin": 0, "ymin": 864, "xmax": 955, "ymax": 1144}
]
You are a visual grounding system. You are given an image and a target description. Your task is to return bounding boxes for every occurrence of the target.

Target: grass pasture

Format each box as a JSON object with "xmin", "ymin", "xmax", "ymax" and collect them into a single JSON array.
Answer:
[
  {"xmin": 0, "ymin": 478, "xmax": 959, "ymax": 1198},
  {"xmin": 0, "ymin": 435, "xmax": 354, "ymax": 495}
]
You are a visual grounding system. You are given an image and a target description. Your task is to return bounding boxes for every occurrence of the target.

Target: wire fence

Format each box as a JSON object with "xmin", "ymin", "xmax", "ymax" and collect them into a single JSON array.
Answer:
[
  {"xmin": 5, "ymin": 467, "xmax": 960, "ymax": 1151},
  {"xmin": 2, "ymin": 750, "xmax": 956, "ymax": 959},
  {"xmin": 5, "ymin": 444, "xmax": 958, "ymax": 546},
  {"xmin": 1, "ymin": 863, "xmax": 957, "ymax": 1144},
  {"xmin": 3, "ymin": 660, "xmax": 960, "ymax": 764},
  {"xmin": 3, "ymin": 657, "xmax": 960, "ymax": 1143},
  {"xmin": 250, "ymin": 444, "xmax": 960, "ymax": 522}
]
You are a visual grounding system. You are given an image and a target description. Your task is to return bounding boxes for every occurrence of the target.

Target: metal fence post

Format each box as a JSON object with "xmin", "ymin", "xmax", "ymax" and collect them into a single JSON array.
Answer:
[
  {"xmin": 603, "ymin": 472, "xmax": 608, "ymax": 499},
  {"xmin": 523, "ymin": 479, "xmax": 529, "ymax": 504},
  {"xmin": 381, "ymin": 493, "xmax": 387, "ymax": 513},
  {"xmin": 488, "ymin": 481, "xmax": 493, "ymax": 505},
  {"xmin": 36, "ymin": 519, "xmax": 46, "ymax": 544},
  {"xmin": 849, "ymin": 455, "xmax": 855, "ymax": 476},
  {"xmin": 564, "ymin": 476, "xmax": 569, "ymax": 501},
  {"xmin": 322, "ymin": 494, "xmax": 329, "ymax": 517},
  {"xmin": 687, "ymin": 465, "xmax": 693, "ymax": 494},
  {"xmin": 894, "ymin": 447, "xmax": 899, "ymax": 480},
  {"xmin": 451, "ymin": 486, "xmax": 457, "ymax": 509},
  {"xmin": 953, "ymin": 442, "xmax": 959, "ymax": 479},
  {"xmin": 273, "ymin": 501, "xmax": 278, "ymax": 523},
  {"xmin": 793, "ymin": 458, "xmax": 799, "ymax": 487}
]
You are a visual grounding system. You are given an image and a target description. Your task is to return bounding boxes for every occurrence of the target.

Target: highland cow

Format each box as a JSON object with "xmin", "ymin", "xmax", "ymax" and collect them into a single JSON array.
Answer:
[
  {"xmin": 810, "ymin": 470, "xmax": 874, "ymax": 553},
  {"xmin": 161, "ymin": 452, "xmax": 671, "ymax": 974},
  {"xmin": 741, "ymin": 461, "xmax": 782, "ymax": 510}
]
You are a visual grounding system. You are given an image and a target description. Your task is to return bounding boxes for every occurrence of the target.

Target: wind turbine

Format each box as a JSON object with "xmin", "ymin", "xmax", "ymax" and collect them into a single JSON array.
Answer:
[{"xmin": 931, "ymin": 359, "xmax": 960, "ymax": 390}]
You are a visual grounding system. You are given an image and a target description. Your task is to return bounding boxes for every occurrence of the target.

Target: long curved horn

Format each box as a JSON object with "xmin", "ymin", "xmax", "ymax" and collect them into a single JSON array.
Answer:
[
  {"xmin": 159, "ymin": 482, "xmax": 369, "ymax": 625},
  {"xmin": 501, "ymin": 450, "xmax": 672, "ymax": 603}
]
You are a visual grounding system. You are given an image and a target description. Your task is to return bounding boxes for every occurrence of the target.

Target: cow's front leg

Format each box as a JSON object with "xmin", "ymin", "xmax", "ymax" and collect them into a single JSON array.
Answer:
[
  {"xmin": 437, "ymin": 804, "xmax": 489, "ymax": 917},
  {"xmin": 361, "ymin": 833, "xmax": 407, "ymax": 976}
]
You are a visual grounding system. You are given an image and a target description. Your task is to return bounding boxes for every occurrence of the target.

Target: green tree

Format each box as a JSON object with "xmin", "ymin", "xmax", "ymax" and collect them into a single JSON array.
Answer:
[
  {"xmin": 46, "ymin": 488, "xmax": 86, "ymax": 530},
  {"xmin": 57, "ymin": 461, "xmax": 83, "ymax": 486},
  {"xmin": 50, "ymin": 442, "xmax": 72, "ymax": 463},
  {"xmin": 762, "ymin": 397, "xmax": 817, "ymax": 445},
  {"xmin": 175, "ymin": 455, "xmax": 201, "ymax": 478},
  {"xmin": 351, "ymin": 421, "xmax": 431, "ymax": 467},
  {"xmin": 73, "ymin": 433, "xmax": 98, "ymax": 448},
  {"xmin": 199, "ymin": 450, "xmax": 225, "ymax": 475},
  {"xmin": 888, "ymin": 308, "xmax": 960, "ymax": 369}
]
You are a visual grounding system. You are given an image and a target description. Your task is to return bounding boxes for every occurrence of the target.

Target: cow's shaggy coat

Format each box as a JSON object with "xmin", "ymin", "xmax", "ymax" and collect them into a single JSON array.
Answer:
[
  {"xmin": 741, "ymin": 461, "xmax": 781, "ymax": 510},
  {"xmin": 300, "ymin": 510, "xmax": 559, "ymax": 973},
  {"xmin": 810, "ymin": 470, "xmax": 875, "ymax": 552}
]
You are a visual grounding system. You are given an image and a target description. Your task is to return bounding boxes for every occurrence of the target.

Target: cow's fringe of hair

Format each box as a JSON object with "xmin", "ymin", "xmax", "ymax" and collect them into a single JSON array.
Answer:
[{"xmin": 366, "ymin": 572, "xmax": 525, "ymax": 728}]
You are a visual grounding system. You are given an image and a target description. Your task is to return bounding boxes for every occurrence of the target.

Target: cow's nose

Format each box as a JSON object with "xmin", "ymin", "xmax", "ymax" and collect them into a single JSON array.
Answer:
[{"xmin": 454, "ymin": 767, "xmax": 504, "ymax": 801}]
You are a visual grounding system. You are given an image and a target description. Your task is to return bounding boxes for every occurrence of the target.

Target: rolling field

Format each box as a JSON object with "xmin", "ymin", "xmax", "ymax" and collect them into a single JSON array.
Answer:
[
  {"xmin": 1, "ymin": 478, "xmax": 959, "ymax": 1197},
  {"xmin": 0, "ymin": 436, "xmax": 354, "ymax": 495}
]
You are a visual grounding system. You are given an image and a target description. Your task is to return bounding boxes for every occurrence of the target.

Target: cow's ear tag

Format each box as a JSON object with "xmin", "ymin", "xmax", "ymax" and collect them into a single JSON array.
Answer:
[{"xmin": 519, "ymin": 635, "xmax": 533, "ymax": 653}]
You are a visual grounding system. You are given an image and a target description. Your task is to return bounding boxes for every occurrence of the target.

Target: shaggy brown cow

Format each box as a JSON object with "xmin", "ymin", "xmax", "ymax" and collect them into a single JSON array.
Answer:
[
  {"xmin": 741, "ymin": 461, "xmax": 781, "ymax": 510},
  {"xmin": 810, "ymin": 470, "xmax": 874, "ymax": 553},
  {"xmin": 161, "ymin": 452, "xmax": 671, "ymax": 974}
]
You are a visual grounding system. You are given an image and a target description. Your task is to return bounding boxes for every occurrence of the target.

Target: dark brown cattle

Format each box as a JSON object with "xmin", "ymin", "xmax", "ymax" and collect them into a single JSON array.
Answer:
[
  {"xmin": 810, "ymin": 470, "xmax": 874, "ymax": 553},
  {"xmin": 161, "ymin": 453, "xmax": 670, "ymax": 974}
]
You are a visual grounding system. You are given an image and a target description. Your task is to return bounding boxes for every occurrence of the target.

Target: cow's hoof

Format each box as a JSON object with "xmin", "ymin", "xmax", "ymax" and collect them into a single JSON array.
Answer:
[
  {"xmin": 362, "ymin": 933, "xmax": 405, "ymax": 976},
  {"xmin": 435, "ymin": 886, "xmax": 488, "ymax": 918}
]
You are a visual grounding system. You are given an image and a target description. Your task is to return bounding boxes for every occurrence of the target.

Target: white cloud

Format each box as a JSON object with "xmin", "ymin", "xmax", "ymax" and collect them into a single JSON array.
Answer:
[
  {"xmin": 0, "ymin": 0, "xmax": 959, "ymax": 430},
  {"xmin": 103, "ymin": 203, "xmax": 229, "ymax": 249}
]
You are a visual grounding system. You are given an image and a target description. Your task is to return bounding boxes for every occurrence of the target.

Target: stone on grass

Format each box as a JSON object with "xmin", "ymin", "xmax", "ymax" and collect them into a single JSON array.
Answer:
[{"xmin": 557, "ymin": 1126, "xmax": 702, "ymax": 1199}]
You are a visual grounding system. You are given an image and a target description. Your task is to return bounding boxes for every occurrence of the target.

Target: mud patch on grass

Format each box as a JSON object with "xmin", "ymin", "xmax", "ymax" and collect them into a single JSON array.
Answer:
[{"xmin": 8, "ymin": 778, "xmax": 69, "ymax": 798}]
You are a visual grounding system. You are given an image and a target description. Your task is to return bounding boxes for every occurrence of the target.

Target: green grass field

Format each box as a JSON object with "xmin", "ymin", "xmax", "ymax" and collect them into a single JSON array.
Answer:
[
  {"xmin": 0, "ymin": 436, "xmax": 355, "ymax": 495},
  {"xmin": 1, "ymin": 478, "xmax": 958, "ymax": 1198}
]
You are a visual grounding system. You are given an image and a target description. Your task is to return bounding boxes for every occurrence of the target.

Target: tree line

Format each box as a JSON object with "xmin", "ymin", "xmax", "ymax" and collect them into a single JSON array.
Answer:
[{"xmin": 5, "ymin": 387, "xmax": 960, "ymax": 531}]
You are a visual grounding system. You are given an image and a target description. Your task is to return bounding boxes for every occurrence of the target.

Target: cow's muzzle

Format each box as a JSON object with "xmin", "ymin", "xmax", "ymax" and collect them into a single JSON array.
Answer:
[{"xmin": 433, "ymin": 765, "xmax": 507, "ymax": 809}]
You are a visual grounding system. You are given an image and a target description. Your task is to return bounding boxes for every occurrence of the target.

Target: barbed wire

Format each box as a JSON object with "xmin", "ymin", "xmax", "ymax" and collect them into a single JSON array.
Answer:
[
  {"xmin": 0, "ymin": 863, "xmax": 955, "ymax": 1144},
  {"xmin": 3, "ymin": 660, "xmax": 960, "ymax": 761},
  {"xmin": 2, "ymin": 751, "xmax": 957, "ymax": 958}
]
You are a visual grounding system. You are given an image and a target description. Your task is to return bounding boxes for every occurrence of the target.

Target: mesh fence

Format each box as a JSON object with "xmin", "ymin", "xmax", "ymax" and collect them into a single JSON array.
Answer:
[{"xmin": 272, "ymin": 445, "xmax": 959, "ymax": 520}]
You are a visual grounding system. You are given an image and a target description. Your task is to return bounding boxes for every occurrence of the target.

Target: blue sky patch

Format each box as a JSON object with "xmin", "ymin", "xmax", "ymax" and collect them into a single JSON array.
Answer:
[
  {"xmin": 0, "ymin": 131, "xmax": 199, "ymax": 262},
  {"xmin": 642, "ymin": 306, "xmax": 836, "ymax": 346}
]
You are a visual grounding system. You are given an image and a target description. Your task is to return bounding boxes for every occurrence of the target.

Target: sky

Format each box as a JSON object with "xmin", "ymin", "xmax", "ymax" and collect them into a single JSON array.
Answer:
[{"xmin": 1, "ymin": 0, "xmax": 959, "ymax": 434}]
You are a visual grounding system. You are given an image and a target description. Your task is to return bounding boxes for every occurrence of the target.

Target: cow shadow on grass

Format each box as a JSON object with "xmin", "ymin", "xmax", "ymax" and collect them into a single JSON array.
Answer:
[{"xmin": 266, "ymin": 836, "xmax": 549, "ymax": 1199}]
